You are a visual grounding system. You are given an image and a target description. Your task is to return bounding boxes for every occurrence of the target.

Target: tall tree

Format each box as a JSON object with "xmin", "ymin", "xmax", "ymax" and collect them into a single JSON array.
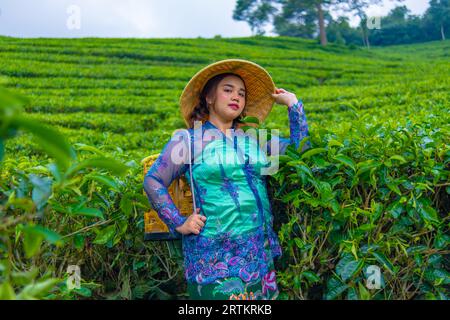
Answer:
[
  {"xmin": 232, "ymin": 0, "xmax": 278, "ymax": 35},
  {"xmin": 272, "ymin": 0, "xmax": 320, "ymax": 38},
  {"xmin": 423, "ymin": 0, "xmax": 450, "ymax": 40}
]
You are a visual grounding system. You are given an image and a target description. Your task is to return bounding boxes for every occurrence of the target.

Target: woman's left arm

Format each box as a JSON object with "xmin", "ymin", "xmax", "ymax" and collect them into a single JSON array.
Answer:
[
  {"xmin": 284, "ymin": 99, "xmax": 311, "ymax": 152},
  {"xmin": 267, "ymin": 88, "xmax": 311, "ymax": 156}
]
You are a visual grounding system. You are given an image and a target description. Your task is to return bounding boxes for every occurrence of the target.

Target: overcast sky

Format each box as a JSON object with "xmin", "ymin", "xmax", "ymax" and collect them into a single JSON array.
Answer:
[{"xmin": 0, "ymin": 0, "xmax": 429, "ymax": 38}]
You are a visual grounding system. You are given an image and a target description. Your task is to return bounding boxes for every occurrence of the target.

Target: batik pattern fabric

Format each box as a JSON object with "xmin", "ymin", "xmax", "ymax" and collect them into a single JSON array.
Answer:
[
  {"xmin": 187, "ymin": 238, "xmax": 279, "ymax": 300},
  {"xmin": 143, "ymin": 100, "xmax": 310, "ymax": 300}
]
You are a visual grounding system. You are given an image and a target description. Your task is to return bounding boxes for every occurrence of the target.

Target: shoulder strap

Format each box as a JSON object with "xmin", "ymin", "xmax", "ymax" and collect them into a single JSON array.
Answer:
[{"xmin": 182, "ymin": 129, "xmax": 197, "ymax": 213}]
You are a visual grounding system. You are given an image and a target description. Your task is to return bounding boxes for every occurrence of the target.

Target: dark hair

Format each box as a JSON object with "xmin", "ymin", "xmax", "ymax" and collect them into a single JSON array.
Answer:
[{"xmin": 188, "ymin": 72, "xmax": 247, "ymax": 129}]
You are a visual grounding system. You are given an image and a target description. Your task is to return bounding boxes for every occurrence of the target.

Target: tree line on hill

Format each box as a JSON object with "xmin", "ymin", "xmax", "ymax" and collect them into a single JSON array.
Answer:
[{"xmin": 232, "ymin": 0, "xmax": 450, "ymax": 47}]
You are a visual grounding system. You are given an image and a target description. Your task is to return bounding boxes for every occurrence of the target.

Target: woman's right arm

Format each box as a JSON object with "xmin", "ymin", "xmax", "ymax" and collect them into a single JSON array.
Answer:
[{"xmin": 143, "ymin": 130, "xmax": 190, "ymax": 237}]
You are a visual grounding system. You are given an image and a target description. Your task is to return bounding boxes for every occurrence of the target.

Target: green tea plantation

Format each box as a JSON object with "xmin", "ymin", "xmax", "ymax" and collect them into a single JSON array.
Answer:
[{"xmin": 0, "ymin": 36, "xmax": 449, "ymax": 300}]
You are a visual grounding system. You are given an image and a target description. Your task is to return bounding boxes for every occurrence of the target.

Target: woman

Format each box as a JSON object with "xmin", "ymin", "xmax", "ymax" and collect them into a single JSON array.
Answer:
[{"xmin": 143, "ymin": 59, "xmax": 311, "ymax": 300}]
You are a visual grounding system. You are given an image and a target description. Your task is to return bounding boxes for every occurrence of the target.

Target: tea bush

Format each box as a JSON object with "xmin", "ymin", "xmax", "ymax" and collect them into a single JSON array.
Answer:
[{"xmin": 270, "ymin": 111, "xmax": 449, "ymax": 299}]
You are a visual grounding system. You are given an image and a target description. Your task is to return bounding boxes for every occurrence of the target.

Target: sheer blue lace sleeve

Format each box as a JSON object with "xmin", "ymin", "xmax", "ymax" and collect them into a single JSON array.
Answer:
[
  {"xmin": 143, "ymin": 130, "xmax": 190, "ymax": 236},
  {"xmin": 267, "ymin": 99, "xmax": 311, "ymax": 156}
]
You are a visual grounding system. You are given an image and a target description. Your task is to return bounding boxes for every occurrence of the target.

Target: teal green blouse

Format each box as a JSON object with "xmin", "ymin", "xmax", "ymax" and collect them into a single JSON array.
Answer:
[{"xmin": 144, "ymin": 100, "xmax": 311, "ymax": 285}]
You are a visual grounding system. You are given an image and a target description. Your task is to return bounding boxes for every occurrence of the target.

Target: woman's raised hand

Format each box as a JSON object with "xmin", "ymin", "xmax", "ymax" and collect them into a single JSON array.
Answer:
[
  {"xmin": 271, "ymin": 87, "xmax": 299, "ymax": 108},
  {"xmin": 175, "ymin": 208, "xmax": 207, "ymax": 235}
]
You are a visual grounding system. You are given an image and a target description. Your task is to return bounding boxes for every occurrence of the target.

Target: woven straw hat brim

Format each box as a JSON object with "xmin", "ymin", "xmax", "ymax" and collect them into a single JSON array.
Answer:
[{"xmin": 179, "ymin": 59, "xmax": 276, "ymax": 128}]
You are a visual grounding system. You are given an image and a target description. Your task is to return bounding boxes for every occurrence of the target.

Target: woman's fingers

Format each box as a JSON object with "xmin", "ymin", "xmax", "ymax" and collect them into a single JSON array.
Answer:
[
  {"xmin": 187, "ymin": 210, "xmax": 206, "ymax": 235},
  {"xmin": 196, "ymin": 219, "xmax": 205, "ymax": 228},
  {"xmin": 192, "ymin": 209, "xmax": 207, "ymax": 222},
  {"xmin": 189, "ymin": 222, "xmax": 200, "ymax": 234},
  {"xmin": 195, "ymin": 214, "xmax": 205, "ymax": 228},
  {"xmin": 273, "ymin": 88, "xmax": 288, "ymax": 100}
]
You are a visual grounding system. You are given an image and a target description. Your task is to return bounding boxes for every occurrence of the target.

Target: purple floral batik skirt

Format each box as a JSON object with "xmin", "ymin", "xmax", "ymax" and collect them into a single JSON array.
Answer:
[{"xmin": 187, "ymin": 239, "xmax": 279, "ymax": 300}]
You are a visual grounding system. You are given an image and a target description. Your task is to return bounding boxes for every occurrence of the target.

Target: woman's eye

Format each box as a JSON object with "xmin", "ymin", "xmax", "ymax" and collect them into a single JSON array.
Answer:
[{"xmin": 224, "ymin": 88, "xmax": 244, "ymax": 97}]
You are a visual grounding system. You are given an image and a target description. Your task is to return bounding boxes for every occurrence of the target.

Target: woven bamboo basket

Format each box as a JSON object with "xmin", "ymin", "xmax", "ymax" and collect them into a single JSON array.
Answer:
[{"xmin": 142, "ymin": 154, "xmax": 194, "ymax": 241}]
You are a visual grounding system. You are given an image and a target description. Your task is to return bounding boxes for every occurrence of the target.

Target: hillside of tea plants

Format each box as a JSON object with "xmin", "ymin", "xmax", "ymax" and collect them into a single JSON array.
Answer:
[{"xmin": 0, "ymin": 35, "xmax": 449, "ymax": 300}]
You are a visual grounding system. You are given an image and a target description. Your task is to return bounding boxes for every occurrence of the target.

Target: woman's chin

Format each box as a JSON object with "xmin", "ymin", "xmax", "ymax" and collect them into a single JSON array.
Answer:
[{"xmin": 222, "ymin": 113, "xmax": 239, "ymax": 122}]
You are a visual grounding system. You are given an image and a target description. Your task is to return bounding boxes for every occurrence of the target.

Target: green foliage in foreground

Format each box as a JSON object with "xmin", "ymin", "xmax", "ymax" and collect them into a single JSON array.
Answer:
[{"xmin": 0, "ymin": 36, "xmax": 449, "ymax": 299}]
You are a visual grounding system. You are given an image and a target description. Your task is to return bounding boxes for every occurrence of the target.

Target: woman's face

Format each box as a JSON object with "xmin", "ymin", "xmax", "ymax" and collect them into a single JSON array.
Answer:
[{"xmin": 208, "ymin": 75, "xmax": 246, "ymax": 123}]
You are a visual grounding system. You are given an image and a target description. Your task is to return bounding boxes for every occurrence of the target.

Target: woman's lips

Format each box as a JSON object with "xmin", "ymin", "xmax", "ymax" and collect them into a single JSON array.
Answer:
[{"xmin": 229, "ymin": 104, "xmax": 239, "ymax": 110}]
